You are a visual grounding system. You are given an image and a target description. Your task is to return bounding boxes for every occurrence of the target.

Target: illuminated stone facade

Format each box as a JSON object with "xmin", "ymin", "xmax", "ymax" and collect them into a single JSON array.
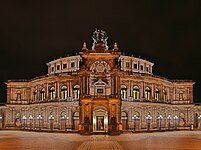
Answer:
[{"xmin": 0, "ymin": 30, "xmax": 201, "ymax": 134}]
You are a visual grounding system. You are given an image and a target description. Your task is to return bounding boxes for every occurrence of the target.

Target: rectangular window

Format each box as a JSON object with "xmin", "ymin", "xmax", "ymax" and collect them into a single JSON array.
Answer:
[
  {"xmin": 51, "ymin": 67, "xmax": 54, "ymax": 72},
  {"xmin": 134, "ymin": 64, "xmax": 137, "ymax": 69},
  {"xmin": 141, "ymin": 65, "xmax": 144, "ymax": 71},
  {"xmin": 71, "ymin": 62, "xmax": 75, "ymax": 68},
  {"xmin": 63, "ymin": 64, "xmax": 67, "ymax": 69},
  {"xmin": 57, "ymin": 65, "xmax": 60, "ymax": 70},
  {"xmin": 146, "ymin": 67, "xmax": 149, "ymax": 72},
  {"xmin": 97, "ymin": 89, "xmax": 103, "ymax": 94}
]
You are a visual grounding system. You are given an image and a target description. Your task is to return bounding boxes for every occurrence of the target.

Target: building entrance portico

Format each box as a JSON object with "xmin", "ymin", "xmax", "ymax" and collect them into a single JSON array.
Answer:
[{"xmin": 93, "ymin": 106, "xmax": 108, "ymax": 132}]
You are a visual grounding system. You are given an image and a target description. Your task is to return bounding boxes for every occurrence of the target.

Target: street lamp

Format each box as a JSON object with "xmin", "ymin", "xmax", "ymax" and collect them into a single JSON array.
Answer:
[
  {"xmin": 157, "ymin": 114, "xmax": 163, "ymax": 131},
  {"xmin": 146, "ymin": 114, "xmax": 152, "ymax": 132},
  {"xmin": 167, "ymin": 115, "xmax": 172, "ymax": 130},
  {"xmin": 132, "ymin": 115, "xmax": 139, "ymax": 132},
  {"xmin": 22, "ymin": 115, "xmax": 26, "ymax": 130},
  {"xmin": 174, "ymin": 115, "xmax": 178, "ymax": 130},
  {"xmin": 198, "ymin": 115, "xmax": 201, "ymax": 128},
  {"xmin": 49, "ymin": 114, "xmax": 54, "ymax": 132},
  {"xmin": 37, "ymin": 114, "xmax": 43, "ymax": 131},
  {"xmin": 66, "ymin": 116, "xmax": 69, "ymax": 131},
  {"xmin": 29, "ymin": 115, "xmax": 33, "ymax": 130}
]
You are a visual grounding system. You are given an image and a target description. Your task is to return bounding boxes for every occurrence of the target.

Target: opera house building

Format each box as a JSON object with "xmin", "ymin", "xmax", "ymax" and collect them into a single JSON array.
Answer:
[{"xmin": 0, "ymin": 29, "xmax": 200, "ymax": 135}]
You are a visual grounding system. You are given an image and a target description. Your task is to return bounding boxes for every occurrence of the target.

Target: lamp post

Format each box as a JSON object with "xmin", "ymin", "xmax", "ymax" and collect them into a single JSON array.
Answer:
[
  {"xmin": 157, "ymin": 114, "xmax": 163, "ymax": 131},
  {"xmin": 49, "ymin": 114, "xmax": 54, "ymax": 132},
  {"xmin": 146, "ymin": 114, "xmax": 152, "ymax": 132},
  {"xmin": 29, "ymin": 115, "xmax": 33, "ymax": 130},
  {"xmin": 174, "ymin": 115, "xmax": 178, "ymax": 130},
  {"xmin": 66, "ymin": 116, "xmax": 69, "ymax": 131},
  {"xmin": 132, "ymin": 115, "xmax": 139, "ymax": 132},
  {"xmin": 37, "ymin": 114, "xmax": 43, "ymax": 131},
  {"xmin": 167, "ymin": 115, "xmax": 172, "ymax": 130},
  {"xmin": 22, "ymin": 115, "xmax": 26, "ymax": 130},
  {"xmin": 198, "ymin": 115, "xmax": 201, "ymax": 128}
]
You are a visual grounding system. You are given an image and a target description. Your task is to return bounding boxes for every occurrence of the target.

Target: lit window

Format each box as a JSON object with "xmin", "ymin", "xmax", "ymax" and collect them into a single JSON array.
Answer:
[
  {"xmin": 33, "ymin": 90, "xmax": 37, "ymax": 101},
  {"xmin": 133, "ymin": 86, "xmax": 140, "ymax": 99},
  {"xmin": 145, "ymin": 86, "xmax": 151, "ymax": 100},
  {"xmin": 163, "ymin": 90, "xmax": 167, "ymax": 102},
  {"xmin": 49, "ymin": 86, "xmax": 55, "ymax": 100},
  {"xmin": 40, "ymin": 88, "xmax": 45, "ymax": 101},
  {"xmin": 73, "ymin": 85, "xmax": 80, "ymax": 100},
  {"xmin": 155, "ymin": 88, "xmax": 160, "ymax": 101},
  {"xmin": 121, "ymin": 85, "xmax": 127, "ymax": 100},
  {"xmin": 61, "ymin": 85, "xmax": 68, "ymax": 99}
]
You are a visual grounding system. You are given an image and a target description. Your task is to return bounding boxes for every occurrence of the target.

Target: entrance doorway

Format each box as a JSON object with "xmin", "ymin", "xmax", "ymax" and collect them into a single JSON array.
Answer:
[
  {"xmin": 96, "ymin": 116, "xmax": 104, "ymax": 130},
  {"xmin": 93, "ymin": 106, "xmax": 108, "ymax": 132},
  {"xmin": 121, "ymin": 111, "xmax": 128, "ymax": 130},
  {"xmin": 73, "ymin": 112, "xmax": 79, "ymax": 130}
]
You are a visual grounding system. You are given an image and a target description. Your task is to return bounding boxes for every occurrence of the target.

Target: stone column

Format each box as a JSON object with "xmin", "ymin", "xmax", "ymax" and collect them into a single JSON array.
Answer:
[
  {"xmin": 69, "ymin": 81, "xmax": 72, "ymax": 98},
  {"xmin": 67, "ymin": 81, "xmax": 70, "ymax": 97},
  {"xmin": 151, "ymin": 83, "xmax": 154, "ymax": 101},
  {"xmin": 45, "ymin": 83, "xmax": 48, "ymax": 101},
  {"xmin": 57, "ymin": 82, "xmax": 60, "ymax": 99},
  {"xmin": 37, "ymin": 85, "xmax": 39, "ymax": 102}
]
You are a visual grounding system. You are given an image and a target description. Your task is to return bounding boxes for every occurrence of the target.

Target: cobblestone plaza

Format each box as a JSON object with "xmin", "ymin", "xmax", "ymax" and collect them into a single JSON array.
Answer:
[{"xmin": 0, "ymin": 130, "xmax": 201, "ymax": 150}]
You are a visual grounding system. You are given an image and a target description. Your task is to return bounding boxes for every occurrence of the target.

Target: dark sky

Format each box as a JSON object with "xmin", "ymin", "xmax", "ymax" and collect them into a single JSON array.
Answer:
[{"xmin": 0, "ymin": 1, "xmax": 201, "ymax": 103}]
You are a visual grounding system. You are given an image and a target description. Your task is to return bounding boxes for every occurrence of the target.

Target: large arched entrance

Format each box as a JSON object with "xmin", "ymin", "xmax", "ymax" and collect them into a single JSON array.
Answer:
[{"xmin": 93, "ymin": 106, "xmax": 108, "ymax": 132}]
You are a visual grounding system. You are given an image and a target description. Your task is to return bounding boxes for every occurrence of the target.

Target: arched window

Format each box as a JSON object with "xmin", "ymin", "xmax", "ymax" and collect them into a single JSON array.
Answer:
[
  {"xmin": 49, "ymin": 86, "xmax": 55, "ymax": 100},
  {"xmin": 121, "ymin": 85, "xmax": 127, "ymax": 100},
  {"xmin": 133, "ymin": 86, "xmax": 140, "ymax": 100},
  {"xmin": 33, "ymin": 90, "xmax": 37, "ymax": 101},
  {"xmin": 40, "ymin": 88, "xmax": 45, "ymax": 101},
  {"xmin": 73, "ymin": 85, "xmax": 80, "ymax": 100},
  {"xmin": 61, "ymin": 85, "xmax": 68, "ymax": 99},
  {"xmin": 155, "ymin": 88, "xmax": 160, "ymax": 101},
  {"xmin": 121, "ymin": 111, "xmax": 127, "ymax": 118},
  {"xmin": 145, "ymin": 86, "xmax": 151, "ymax": 100},
  {"xmin": 74, "ymin": 112, "xmax": 79, "ymax": 117},
  {"xmin": 163, "ymin": 90, "xmax": 167, "ymax": 102}
]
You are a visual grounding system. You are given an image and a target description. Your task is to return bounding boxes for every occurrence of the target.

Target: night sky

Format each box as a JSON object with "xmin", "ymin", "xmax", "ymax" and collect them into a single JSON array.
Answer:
[{"xmin": 0, "ymin": 1, "xmax": 201, "ymax": 103}]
